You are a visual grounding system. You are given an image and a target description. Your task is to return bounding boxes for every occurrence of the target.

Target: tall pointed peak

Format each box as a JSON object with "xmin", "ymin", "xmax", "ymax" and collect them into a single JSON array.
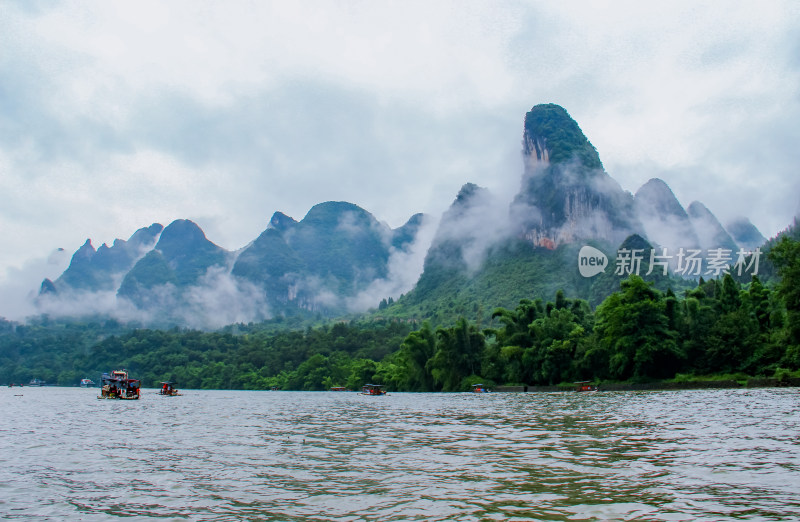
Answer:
[
  {"xmin": 155, "ymin": 219, "xmax": 224, "ymax": 261},
  {"xmin": 300, "ymin": 201, "xmax": 376, "ymax": 229},
  {"xmin": 268, "ymin": 211, "xmax": 297, "ymax": 231},
  {"xmin": 304, "ymin": 201, "xmax": 366, "ymax": 218},
  {"xmin": 157, "ymin": 219, "xmax": 207, "ymax": 244},
  {"xmin": 687, "ymin": 200, "xmax": 738, "ymax": 252},
  {"xmin": 454, "ymin": 182, "xmax": 484, "ymax": 204},
  {"xmin": 523, "ymin": 104, "xmax": 602, "ymax": 169},
  {"xmin": 726, "ymin": 216, "xmax": 767, "ymax": 250},
  {"xmin": 68, "ymin": 239, "xmax": 96, "ymax": 264},
  {"xmin": 514, "ymin": 105, "xmax": 640, "ymax": 247},
  {"xmin": 443, "ymin": 183, "xmax": 492, "ymax": 223},
  {"xmin": 128, "ymin": 223, "xmax": 163, "ymax": 248},
  {"xmin": 634, "ymin": 178, "xmax": 689, "ymax": 219},
  {"xmin": 78, "ymin": 238, "xmax": 95, "ymax": 254},
  {"xmin": 687, "ymin": 200, "xmax": 712, "ymax": 218},
  {"xmin": 39, "ymin": 278, "xmax": 57, "ymax": 295}
]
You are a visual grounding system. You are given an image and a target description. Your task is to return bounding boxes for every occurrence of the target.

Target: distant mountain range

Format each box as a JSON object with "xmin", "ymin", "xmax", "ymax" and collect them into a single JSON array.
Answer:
[{"xmin": 35, "ymin": 104, "xmax": 771, "ymax": 328}]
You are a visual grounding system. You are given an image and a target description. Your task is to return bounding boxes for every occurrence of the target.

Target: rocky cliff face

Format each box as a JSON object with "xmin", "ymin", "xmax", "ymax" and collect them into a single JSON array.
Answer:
[{"xmin": 511, "ymin": 104, "xmax": 642, "ymax": 248}]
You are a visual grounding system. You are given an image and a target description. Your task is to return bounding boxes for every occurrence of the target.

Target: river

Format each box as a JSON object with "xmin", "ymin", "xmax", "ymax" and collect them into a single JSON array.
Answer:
[{"xmin": 1, "ymin": 387, "xmax": 798, "ymax": 521}]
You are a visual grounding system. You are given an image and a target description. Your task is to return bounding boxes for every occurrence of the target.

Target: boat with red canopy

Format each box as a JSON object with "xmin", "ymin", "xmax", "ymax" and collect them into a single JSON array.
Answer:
[
  {"xmin": 361, "ymin": 384, "xmax": 386, "ymax": 396},
  {"xmin": 159, "ymin": 381, "xmax": 181, "ymax": 396},
  {"xmin": 98, "ymin": 370, "xmax": 140, "ymax": 400}
]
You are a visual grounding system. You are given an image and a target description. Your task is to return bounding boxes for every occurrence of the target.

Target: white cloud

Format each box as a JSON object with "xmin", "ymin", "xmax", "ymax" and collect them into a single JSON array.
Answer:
[
  {"xmin": 1, "ymin": 0, "xmax": 798, "ymax": 310},
  {"xmin": 0, "ymin": 248, "xmax": 69, "ymax": 320},
  {"xmin": 347, "ymin": 214, "xmax": 438, "ymax": 311}
]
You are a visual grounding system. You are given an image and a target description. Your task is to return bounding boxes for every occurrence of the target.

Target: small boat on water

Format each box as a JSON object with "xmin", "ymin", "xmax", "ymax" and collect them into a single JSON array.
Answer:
[
  {"xmin": 330, "ymin": 386, "xmax": 350, "ymax": 392},
  {"xmin": 471, "ymin": 383, "xmax": 490, "ymax": 393},
  {"xmin": 80, "ymin": 378, "xmax": 96, "ymax": 387},
  {"xmin": 575, "ymin": 380, "xmax": 598, "ymax": 392},
  {"xmin": 361, "ymin": 384, "xmax": 386, "ymax": 396},
  {"xmin": 98, "ymin": 370, "xmax": 140, "ymax": 400},
  {"xmin": 28, "ymin": 378, "xmax": 44, "ymax": 387},
  {"xmin": 158, "ymin": 381, "xmax": 181, "ymax": 396}
]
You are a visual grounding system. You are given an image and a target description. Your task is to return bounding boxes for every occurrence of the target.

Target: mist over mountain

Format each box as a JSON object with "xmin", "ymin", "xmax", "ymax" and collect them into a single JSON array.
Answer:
[
  {"xmin": 36, "ymin": 202, "xmax": 432, "ymax": 328},
  {"xmin": 30, "ymin": 104, "xmax": 772, "ymax": 328},
  {"xmin": 48, "ymin": 223, "xmax": 163, "ymax": 293},
  {"xmin": 687, "ymin": 201, "xmax": 739, "ymax": 253},
  {"xmin": 634, "ymin": 178, "xmax": 700, "ymax": 251},
  {"xmin": 727, "ymin": 217, "xmax": 768, "ymax": 251},
  {"xmin": 231, "ymin": 201, "xmax": 427, "ymax": 313},
  {"xmin": 421, "ymin": 183, "xmax": 511, "ymax": 275},
  {"xmin": 392, "ymin": 105, "xmax": 770, "ymax": 319}
]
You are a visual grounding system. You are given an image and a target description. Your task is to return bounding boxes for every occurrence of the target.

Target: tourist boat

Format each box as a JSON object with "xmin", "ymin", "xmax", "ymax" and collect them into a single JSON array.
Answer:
[
  {"xmin": 574, "ymin": 380, "xmax": 598, "ymax": 392},
  {"xmin": 471, "ymin": 383, "xmax": 490, "ymax": 393},
  {"xmin": 28, "ymin": 378, "xmax": 44, "ymax": 387},
  {"xmin": 159, "ymin": 381, "xmax": 180, "ymax": 396},
  {"xmin": 98, "ymin": 370, "xmax": 140, "ymax": 400},
  {"xmin": 80, "ymin": 378, "xmax": 96, "ymax": 387},
  {"xmin": 330, "ymin": 386, "xmax": 350, "ymax": 391},
  {"xmin": 361, "ymin": 384, "xmax": 386, "ymax": 396}
]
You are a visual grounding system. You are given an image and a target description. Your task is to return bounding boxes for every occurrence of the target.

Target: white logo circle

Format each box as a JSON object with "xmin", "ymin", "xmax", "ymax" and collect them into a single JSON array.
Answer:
[{"xmin": 578, "ymin": 246, "xmax": 608, "ymax": 277}]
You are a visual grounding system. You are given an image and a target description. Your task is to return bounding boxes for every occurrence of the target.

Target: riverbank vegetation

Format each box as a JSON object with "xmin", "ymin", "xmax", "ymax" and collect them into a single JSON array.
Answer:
[{"xmin": 2, "ymin": 236, "xmax": 799, "ymax": 391}]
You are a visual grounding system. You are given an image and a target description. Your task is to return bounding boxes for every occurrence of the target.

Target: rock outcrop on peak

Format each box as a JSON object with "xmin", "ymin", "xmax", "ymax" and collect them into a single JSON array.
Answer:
[{"xmin": 267, "ymin": 211, "xmax": 298, "ymax": 232}]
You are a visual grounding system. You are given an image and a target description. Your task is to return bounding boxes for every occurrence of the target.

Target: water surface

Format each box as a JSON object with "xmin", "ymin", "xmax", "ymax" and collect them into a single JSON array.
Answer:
[{"xmin": 1, "ymin": 387, "xmax": 798, "ymax": 520}]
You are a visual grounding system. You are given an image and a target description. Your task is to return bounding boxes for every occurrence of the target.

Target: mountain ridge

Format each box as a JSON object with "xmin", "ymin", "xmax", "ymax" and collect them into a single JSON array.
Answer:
[{"xmin": 34, "ymin": 104, "xmax": 769, "ymax": 328}]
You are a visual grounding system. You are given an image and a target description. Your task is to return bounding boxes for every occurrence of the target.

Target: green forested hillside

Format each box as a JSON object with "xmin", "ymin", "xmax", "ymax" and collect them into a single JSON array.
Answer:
[
  {"xmin": 0, "ymin": 318, "xmax": 416, "ymax": 390},
  {"xmin": 382, "ymin": 236, "xmax": 693, "ymax": 328},
  {"xmin": 3, "ymin": 235, "xmax": 798, "ymax": 391}
]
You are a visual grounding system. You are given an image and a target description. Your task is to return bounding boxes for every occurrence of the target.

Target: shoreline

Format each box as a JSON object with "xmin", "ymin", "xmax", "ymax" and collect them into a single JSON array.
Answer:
[{"xmin": 494, "ymin": 377, "xmax": 800, "ymax": 393}]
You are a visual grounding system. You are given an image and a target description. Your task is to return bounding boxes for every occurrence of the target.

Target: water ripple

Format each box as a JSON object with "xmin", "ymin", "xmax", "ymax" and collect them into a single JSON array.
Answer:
[{"xmin": 1, "ymin": 387, "xmax": 798, "ymax": 520}]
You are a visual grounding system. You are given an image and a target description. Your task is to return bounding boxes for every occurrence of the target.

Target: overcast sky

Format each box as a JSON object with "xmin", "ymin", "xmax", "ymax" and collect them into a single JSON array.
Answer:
[{"xmin": 2, "ymin": 0, "xmax": 799, "ymax": 310}]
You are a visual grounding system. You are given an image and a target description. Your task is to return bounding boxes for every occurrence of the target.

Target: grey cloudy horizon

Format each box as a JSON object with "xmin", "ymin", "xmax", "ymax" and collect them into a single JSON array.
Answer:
[{"xmin": 2, "ymin": 1, "xmax": 799, "ymax": 315}]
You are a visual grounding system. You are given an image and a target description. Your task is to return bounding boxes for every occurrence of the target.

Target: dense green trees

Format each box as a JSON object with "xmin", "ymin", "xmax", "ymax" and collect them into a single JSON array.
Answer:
[
  {"xmin": 594, "ymin": 276, "xmax": 681, "ymax": 380},
  {"xmin": 427, "ymin": 318, "xmax": 485, "ymax": 391},
  {"xmin": 397, "ymin": 322, "xmax": 436, "ymax": 391},
  {"xmin": 0, "ymin": 319, "xmax": 414, "ymax": 390},
  {"xmin": 390, "ymin": 237, "xmax": 800, "ymax": 389},
  {"xmin": 768, "ymin": 236, "xmax": 800, "ymax": 367}
]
